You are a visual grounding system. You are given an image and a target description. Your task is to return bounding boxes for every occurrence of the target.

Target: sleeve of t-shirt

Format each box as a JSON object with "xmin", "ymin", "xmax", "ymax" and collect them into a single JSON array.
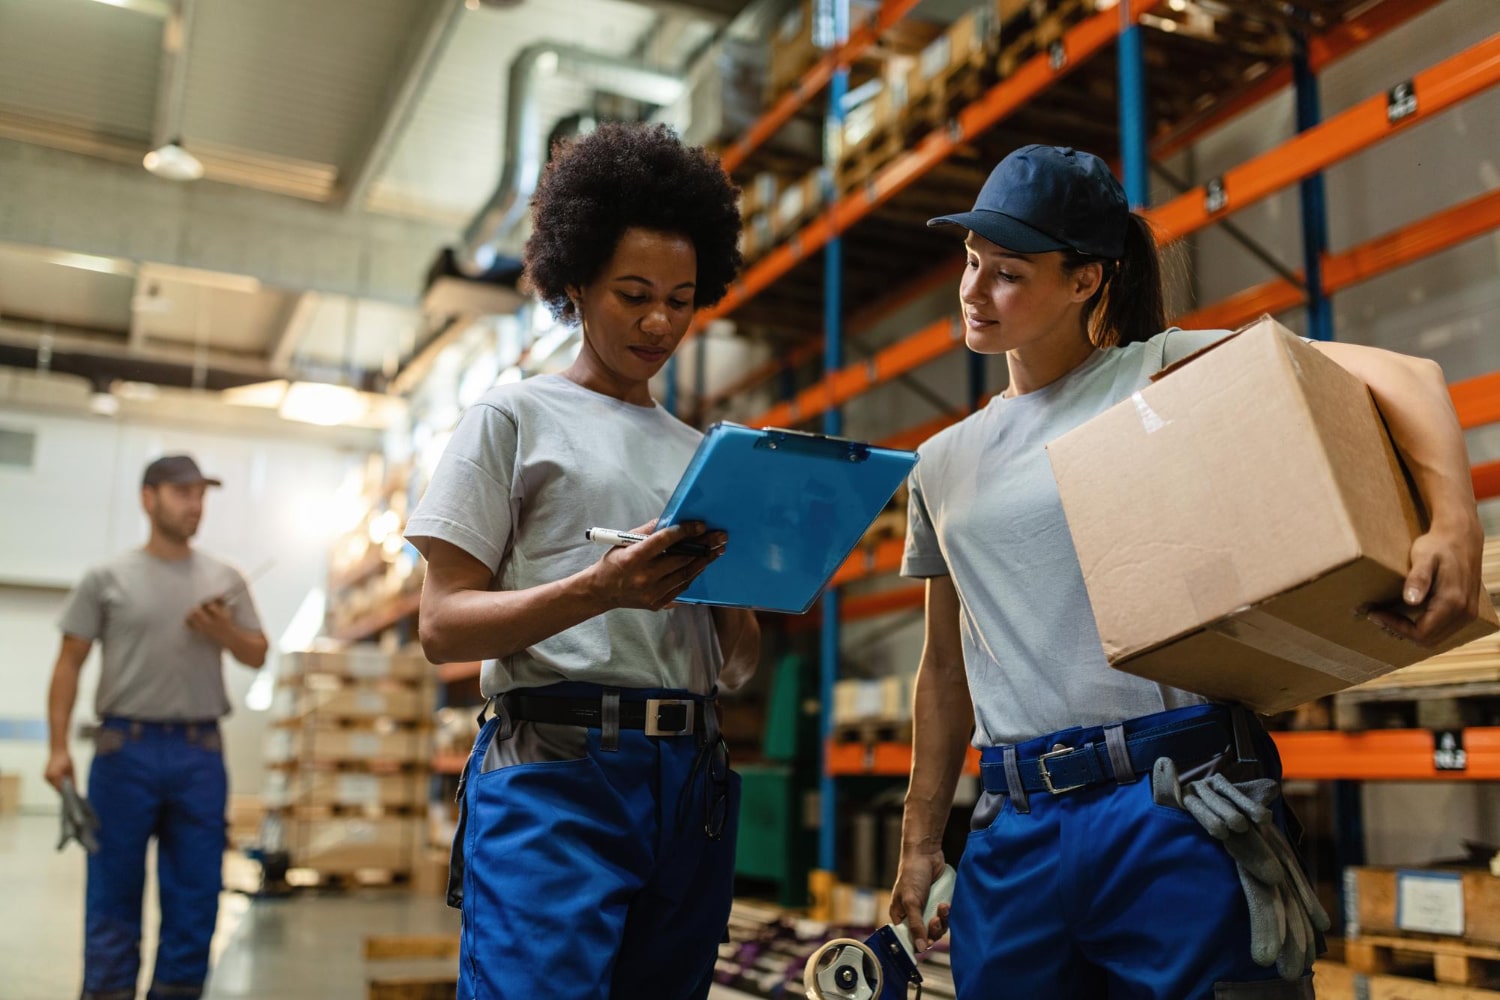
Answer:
[
  {"xmin": 900, "ymin": 472, "xmax": 949, "ymax": 578},
  {"xmin": 57, "ymin": 569, "xmax": 104, "ymax": 641},
  {"xmin": 404, "ymin": 401, "xmax": 518, "ymax": 575},
  {"xmin": 1160, "ymin": 327, "xmax": 1236, "ymax": 367}
]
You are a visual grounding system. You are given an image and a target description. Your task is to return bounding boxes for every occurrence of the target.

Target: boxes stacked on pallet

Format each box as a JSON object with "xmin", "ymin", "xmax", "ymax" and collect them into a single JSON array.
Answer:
[
  {"xmin": 263, "ymin": 647, "xmax": 433, "ymax": 884},
  {"xmin": 1336, "ymin": 867, "xmax": 1500, "ymax": 997}
]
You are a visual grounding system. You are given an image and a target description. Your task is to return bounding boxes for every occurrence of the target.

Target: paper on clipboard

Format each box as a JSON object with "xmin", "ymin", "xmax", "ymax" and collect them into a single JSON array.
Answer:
[{"xmin": 655, "ymin": 423, "xmax": 918, "ymax": 613}]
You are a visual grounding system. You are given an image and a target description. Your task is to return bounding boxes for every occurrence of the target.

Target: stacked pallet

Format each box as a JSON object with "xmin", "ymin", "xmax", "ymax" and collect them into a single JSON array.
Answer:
[
  {"xmin": 264, "ymin": 647, "xmax": 433, "ymax": 886},
  {"xmin": 832, "ymin": 674, "xmax": 914, "ymax": 743},
  {"xmin": 1329, "ymin": 867, "xmax": 1500, "ymax": 997}
]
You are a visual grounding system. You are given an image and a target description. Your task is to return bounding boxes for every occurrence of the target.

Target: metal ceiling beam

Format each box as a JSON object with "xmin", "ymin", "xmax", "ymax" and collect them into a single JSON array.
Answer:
[
  {"xmin": 336, "ymin": 0, "xmax": 466, "ymax": 212},
  {"xmin": 269, "ymin": 291, "xmax": 320, "ymax": 371}
]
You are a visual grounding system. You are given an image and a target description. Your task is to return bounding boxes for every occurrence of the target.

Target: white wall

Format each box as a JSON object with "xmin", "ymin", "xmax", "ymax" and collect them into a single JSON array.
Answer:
[{"xmin": 0, "ymin": 406, "xmax": 365, "ymax": 809}]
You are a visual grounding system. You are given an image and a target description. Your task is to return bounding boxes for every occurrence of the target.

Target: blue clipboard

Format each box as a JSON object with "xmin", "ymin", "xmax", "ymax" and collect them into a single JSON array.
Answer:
[{"xmin": 656, "ymin": 423, "xmax": 919, "ymax": 613}]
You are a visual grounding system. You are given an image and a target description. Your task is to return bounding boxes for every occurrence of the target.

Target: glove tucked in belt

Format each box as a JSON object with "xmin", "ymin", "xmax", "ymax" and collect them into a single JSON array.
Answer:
[{"xmin": 1151, "ymin": 758, "xmax": 1330, "ymax": 981}]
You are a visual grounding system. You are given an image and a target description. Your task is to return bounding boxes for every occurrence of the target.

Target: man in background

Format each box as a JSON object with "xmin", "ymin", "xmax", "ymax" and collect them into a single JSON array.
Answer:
[{"xmin": 44, "ymin": 454, "xmax": 268, "ymax": 1000}]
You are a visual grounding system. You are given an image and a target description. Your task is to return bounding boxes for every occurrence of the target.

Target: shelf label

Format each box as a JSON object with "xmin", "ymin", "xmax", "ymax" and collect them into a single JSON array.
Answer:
[
  {"xmin": 1387, "ymin": 79, "xmax": 1417, "ymax": 124},
  {"xmin": 1434, "ymin": 729, "xmax": 1467, "ymax": 771},
  {"xmin": 1205, "ymin": 177, "xmax": 1228, "ymax": 215},
  {"xmin": 1396, "ymin": 869, "xmax": 1464, "ymax": 936}
]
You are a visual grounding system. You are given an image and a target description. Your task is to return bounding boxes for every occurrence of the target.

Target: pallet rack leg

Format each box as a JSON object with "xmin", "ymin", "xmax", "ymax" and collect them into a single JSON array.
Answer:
[
  {"xmin": 1117, "ymin": 7, "xmax": 1149, "ymax": 208},
  {"xmin": 1294, "ymin": 36, "xmax": 1334, "ymax": 342}
]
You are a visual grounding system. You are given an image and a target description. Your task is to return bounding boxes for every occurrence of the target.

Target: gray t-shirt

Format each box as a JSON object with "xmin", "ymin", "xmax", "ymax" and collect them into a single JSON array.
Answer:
[
  {"xmin": 902, "ymin": 328, "xmax": 1231, "ymax": 746},
  {"xmin": 404, "ymin": 374, "xmax": 723, "ymax": 696},
  {"xmin": 58, "ymin": 549, "xmax": 263, "ymax": 721}
]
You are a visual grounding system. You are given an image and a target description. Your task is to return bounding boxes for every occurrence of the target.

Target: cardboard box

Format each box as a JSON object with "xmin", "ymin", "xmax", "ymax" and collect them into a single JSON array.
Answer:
[
  {"xmin": 263, "ymin": 771, "xmax": 425, "ymax": 810},
  {"xmin": 265, "ymin": 726, "xmax": 430, "ymax": 765},
  {"xmin": 1347, "ymin": 866, "xmax": 1500, "ymax": 945},
  {"xmin": 0, "ymin": 773, "xmax": 20, "ymax": 815},
  {"xmin": 282, "ymin": 647, "xmax": 430, "ymax": 682},
  {"xmin": 1047, "ymin": 318, "xmax": 1499, "ymax": 714},
  {"xmin": 283, "ymin": 816, "xmax": 423, "ymax": 872},
  {"xmin": 909, "ymin": 3, "xmax": 998, "ymax": 94}
]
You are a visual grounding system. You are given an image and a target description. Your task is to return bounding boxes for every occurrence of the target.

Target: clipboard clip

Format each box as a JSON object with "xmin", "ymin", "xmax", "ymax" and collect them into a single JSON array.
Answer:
[{"xmin": 754, "ymin": 427, "xmax": 870, "ymax": 463}]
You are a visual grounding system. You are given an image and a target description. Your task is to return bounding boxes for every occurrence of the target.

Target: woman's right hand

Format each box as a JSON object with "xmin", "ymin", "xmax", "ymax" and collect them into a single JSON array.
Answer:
[
  {"xmin": 891, "ymin": 844, "xmax": 951, "ymax": 953},
  {"xmin": 587, "ymin": 519, "xmax": 724, "ymax": 612}
]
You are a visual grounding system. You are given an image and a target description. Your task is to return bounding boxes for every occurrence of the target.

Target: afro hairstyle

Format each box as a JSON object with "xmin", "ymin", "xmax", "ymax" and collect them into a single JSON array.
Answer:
[{"xmin": 523, "ymin": 121, "xmax": 742, "ymax": 324}]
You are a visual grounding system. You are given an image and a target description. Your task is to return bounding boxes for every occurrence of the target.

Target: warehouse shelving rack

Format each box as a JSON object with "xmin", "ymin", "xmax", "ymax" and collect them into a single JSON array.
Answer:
[{"xmin": 692, "ymin": 0, "xmax": 1500, "ymax": 876}]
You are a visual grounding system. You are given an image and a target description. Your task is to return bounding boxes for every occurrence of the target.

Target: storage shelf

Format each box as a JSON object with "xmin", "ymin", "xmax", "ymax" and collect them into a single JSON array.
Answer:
[
  {"xmin": 432, "ymin": 753, "xmax": 466, "ymax": 776},
  {"xmin": 329, "ymin": 591, "xmax": 420, "ymax": 642},
  {"xmin": 825, "ymin": 731, "xmax": 1500, "ymax": 781},
  {"xmin": 825, "ymin": 739, "xmax": 980, "ymax": 778}
]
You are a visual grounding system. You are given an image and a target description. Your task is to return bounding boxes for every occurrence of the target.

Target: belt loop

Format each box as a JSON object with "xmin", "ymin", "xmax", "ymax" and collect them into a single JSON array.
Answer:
[
  {"xmin": 1231, "ymin": 705, "xmax": 1259, "ymax": 765},
  {"xmin": 1001, "ymin": 745, "xmax": 1030, "ymax": 814},
  {"xmin": 600, "ymin": 689, "xmax": 621, "ymax": 752},
  {"xmin": 702, "ymin": 688, "xmax": 720, "ymax": 748},
  {"xmin": 1103, "ymin": 724, "xmax": 1135, "ymax": 784}
]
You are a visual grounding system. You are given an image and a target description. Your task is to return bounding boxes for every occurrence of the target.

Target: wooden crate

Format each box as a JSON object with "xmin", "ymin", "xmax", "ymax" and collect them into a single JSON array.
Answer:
[
  {"xmin": 365, "ymin": 935, "xmax": 459, "ymax": 1000},
  {"xmin": 274, "ymin": 679, "xmax": 429, "ymax": 724},
  {"xmin": 281, "ymin": 815, "xmax": 424, "ymax": 873},
  {"xmin": 264, "ymin": 770, "xmax": 426, "ymax": 811},
  {"xmin": 1334, "ymin": 680, "xmax": 1500, "ymax": 732},
  {"xmin": 1349, "ymin": 867, "xmax": 1500, "ymax": 949},
  {"xmin": 265, "ymin": 725, "xmax": 431, "ymax": 766},
  {"xmin": 1348, "ymin": 934, "xmax": 1500, "ymax": 990},
  {"xmin": 282, "ymin": 648, "xmax": 431, "ymax": 683}
]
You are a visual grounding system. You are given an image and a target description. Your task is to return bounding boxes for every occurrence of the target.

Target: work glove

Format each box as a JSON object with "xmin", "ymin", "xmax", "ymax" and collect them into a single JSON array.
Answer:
[
  {"xmin": 1151, "ymin": 758, "xmax": 1330, "ymax": 980},
  {"xmin": 57, "ymin": 778, "xmax": 101, "ymax": 855}
]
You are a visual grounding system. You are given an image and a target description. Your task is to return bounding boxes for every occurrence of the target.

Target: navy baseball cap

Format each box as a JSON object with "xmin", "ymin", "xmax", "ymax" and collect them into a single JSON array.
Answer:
[
  {"xmin": 142, "ymin": 454, "xmax": 221, "ymax": 488},
  {"xmin": 928, "ymin": 145, "xmax": 1128, "ymax": 258}
]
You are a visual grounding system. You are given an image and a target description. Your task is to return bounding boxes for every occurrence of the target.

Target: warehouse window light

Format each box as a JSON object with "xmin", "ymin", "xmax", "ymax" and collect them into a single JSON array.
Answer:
[{"xmin": 278, "ymin": 382, "xmax": 368, "ymax": 426}]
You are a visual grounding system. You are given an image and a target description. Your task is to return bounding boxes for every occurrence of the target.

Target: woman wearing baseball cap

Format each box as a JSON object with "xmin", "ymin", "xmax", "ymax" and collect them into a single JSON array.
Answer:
[{"xmin": 889, "ymin": 145, "xmax": 1484, "ymax": 997}]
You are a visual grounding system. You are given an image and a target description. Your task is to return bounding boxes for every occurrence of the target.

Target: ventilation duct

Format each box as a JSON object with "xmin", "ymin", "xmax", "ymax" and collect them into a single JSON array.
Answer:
[{"xmin": 455, "ymin": 43, "xmax": 686, "ymax": 277}]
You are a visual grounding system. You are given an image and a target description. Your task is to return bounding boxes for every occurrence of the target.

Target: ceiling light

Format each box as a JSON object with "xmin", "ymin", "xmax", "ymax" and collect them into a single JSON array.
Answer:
[
  {"xmin": 278, "ymin": 382, "xmax": 368, "ymax": 426},
  {"xmin": 89, "ymin": 391, "xmax": 121, "ymax": 417},
  {"xmin": 222, "ymin": 379, "xmax": 289, "ymax": 409},
  {"xmin": 144, "ymin": 139, "xmax": 204, "ymax": 182}
]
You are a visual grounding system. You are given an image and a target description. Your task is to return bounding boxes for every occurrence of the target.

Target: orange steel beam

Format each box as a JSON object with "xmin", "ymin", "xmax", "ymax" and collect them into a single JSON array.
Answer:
[
  {"xmin": 788, "ymin": 584, "xmax": 926, "ymax": 631},
  {"xmin": 830, "ymin": 538, "xmax": 906, "ymax": 588},
  {"xmin": 1452, "ymin": 370, "xmax": 1500, "ymax": 431},
  {"xmin": 1473, "ymin": 460, "xmax": 1500, "ymax": 503},
  {"xmin": 1146, "ymin": 33, "xmax": 1500, "ymax": 244},
  {"xmin": 825, "ymin": 740, "xmax": 982, "ymax": 777},
  {"xmin": 721, "ymin": 0, "xmax": 923, "ymax": 175},
  {"xmin": 699, "ymin": 256, "xmax": 964, "ymax": 415},
  {"xmin": 1150, "ymin": 0, "xmax": 1446, "ymax": 161},
  {"xmin": 749, "ymin": 316, "xmax": 963, "ymax": 428},
  {"xmin": 689, "ymin": 0, "xmax": 1158, "ymax": 340},
  {"xmin": 1174, "ymin": 186, "xmax": 1500, "ymax": 333},
  {"xmin": 1275, "ymin": 729, "xmax": 1500, "ymax": 781}
]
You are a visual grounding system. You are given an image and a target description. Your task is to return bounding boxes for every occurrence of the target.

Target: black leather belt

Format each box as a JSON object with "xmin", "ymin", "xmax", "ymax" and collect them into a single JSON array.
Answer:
[{"xmin": 501, "ymin": 692, "xmax": 705, "ymax": 737}]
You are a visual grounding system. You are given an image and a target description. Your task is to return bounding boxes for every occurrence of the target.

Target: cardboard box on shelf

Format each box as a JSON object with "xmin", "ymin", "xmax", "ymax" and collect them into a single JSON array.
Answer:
[
  {"xmin": 1048, "ymin": 318, "xmax": 1499, "ymax": 715},
  {"xmin": 263, "ymin": 771, "xmax": 425, "ymax": 810},
  {"xmin": 282, "ymin": 816, "xmax": 423, "ymax": 872},
  {"xmin": 275, "ymin": 680, "xmax": 428, "ymax": 723},
  {"xmin": 265, "ymin": 726, "xmax": 430, "ymax": 766},
  {"xmin": 282, "ymin": 647, "xmax": 430, "ymax": 683},
  {"xmin": 1347, "ymin": 866, "xmax": 1500, "ymax": 946}
]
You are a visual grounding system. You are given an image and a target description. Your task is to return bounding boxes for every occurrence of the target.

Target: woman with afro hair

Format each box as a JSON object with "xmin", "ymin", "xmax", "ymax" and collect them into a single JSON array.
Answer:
[{"xmin": 405, "ymin": 121, "xmax": 760, "ymax": 999}]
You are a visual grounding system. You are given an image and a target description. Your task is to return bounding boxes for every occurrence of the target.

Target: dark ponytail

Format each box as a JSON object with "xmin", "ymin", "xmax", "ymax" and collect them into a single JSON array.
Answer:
[{"xmin": 1061, "ymin": 212, "xmax": 1165, "ymax": 349}]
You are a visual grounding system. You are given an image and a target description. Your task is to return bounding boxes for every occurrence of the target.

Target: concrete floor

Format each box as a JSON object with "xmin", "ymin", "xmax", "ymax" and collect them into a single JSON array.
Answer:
[{"xmin": 1, "ymin": 812, "xmax": 755, "ymax": 1000}]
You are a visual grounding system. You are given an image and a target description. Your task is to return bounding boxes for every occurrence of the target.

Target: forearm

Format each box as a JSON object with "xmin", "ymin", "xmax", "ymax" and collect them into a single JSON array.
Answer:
[
  {"xmin": 47, "ymin": 663, "xmax": 80, "ymax": 754},
  {"xmin": 902, "ymin": 659, "xmax": 973, "ymax": 851},
  {"xmin": 1321, "ymin": 344, "xmax": 1480, "ymax": 533},
  {"xmin": 713, "ymin": 608, "xmax": 760, "ymax": 690},
  {"xmin": 224, "ymin": 628, "xmax": 269, "ymax": 668},
  {"xmin": 420, "ymin": 568, "xmax": 609, "ymax": 663}
]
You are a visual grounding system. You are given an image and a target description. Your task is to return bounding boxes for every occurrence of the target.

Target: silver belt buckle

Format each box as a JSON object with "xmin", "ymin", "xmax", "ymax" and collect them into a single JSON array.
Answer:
[
  {"xmin": 1038, "ymin": 745, "xmax": 1086, "ymax": 795},
  {"xmin": 644, "ymin": 698, "xmax": 694, "ymax": 737}
]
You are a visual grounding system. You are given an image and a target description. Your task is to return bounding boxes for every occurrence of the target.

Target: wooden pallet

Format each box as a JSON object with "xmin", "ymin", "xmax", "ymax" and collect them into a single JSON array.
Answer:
[
  {"xmin": 365, "ymin": 935, "xmax": 459, "ymax": 1000},
  {"xmin": 287, "ymin": 866, "xmax": 413, "ymax": 890},
  {"xmin": 1349, "ymin": 934, "xmax": 1500, "ymax": 989},
  {"xmin": 1333, "ymin": 682, "xmax": 1500, "ymax": 731},
  {"xmin": 832, "ymin": 718, "xmax": 913, "ymax": 745}
]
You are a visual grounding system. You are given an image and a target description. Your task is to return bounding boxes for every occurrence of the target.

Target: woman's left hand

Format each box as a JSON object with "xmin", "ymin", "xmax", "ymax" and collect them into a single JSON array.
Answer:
[{"xmin": 1368, "ymin": 517, "xmax": 1485, "ymax": 647}]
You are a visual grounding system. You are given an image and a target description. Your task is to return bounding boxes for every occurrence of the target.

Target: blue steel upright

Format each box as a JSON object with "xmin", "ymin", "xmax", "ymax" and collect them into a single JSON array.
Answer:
[
  {"xmin": 1294, "ymin": 37, "xmax": 1334, "ymax": 341},
  {"xmin": 664, "ymin": 355, "xmax": 679, "ymax": 416},
  {"xmin": 818, "ymin": 0, "xmax": 850, "ymax": 876},
  {"xmin": 1116, "ymin": 5, "xmax": 1149, "ymax": 209}
]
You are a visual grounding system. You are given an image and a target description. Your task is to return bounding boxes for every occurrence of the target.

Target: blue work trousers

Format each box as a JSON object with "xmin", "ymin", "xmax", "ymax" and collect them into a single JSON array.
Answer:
[
  {"xmin": 83, "ymin": 718, "xmax": 227, "ymax": 1000},
  {"xmin": 950, "ymin": 704, "xmax": 1317, "ymax": 999},
  {"xmin": 453, "ymin": 685, "xmax": 740, "ymax": 1000}
]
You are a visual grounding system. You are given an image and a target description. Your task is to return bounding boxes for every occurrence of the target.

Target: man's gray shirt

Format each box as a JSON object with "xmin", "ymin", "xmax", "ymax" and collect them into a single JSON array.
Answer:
[
  {"xmin": 902, "ymin": 329, "xmax": 1231, "ymax": 746},
  {"xmin": 58, "ymin": 549, "xmax": 263, "ymax": 720},
  {"xmin": 404, "ymin": 374, "xmax": 722, "ymax": 696}
]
